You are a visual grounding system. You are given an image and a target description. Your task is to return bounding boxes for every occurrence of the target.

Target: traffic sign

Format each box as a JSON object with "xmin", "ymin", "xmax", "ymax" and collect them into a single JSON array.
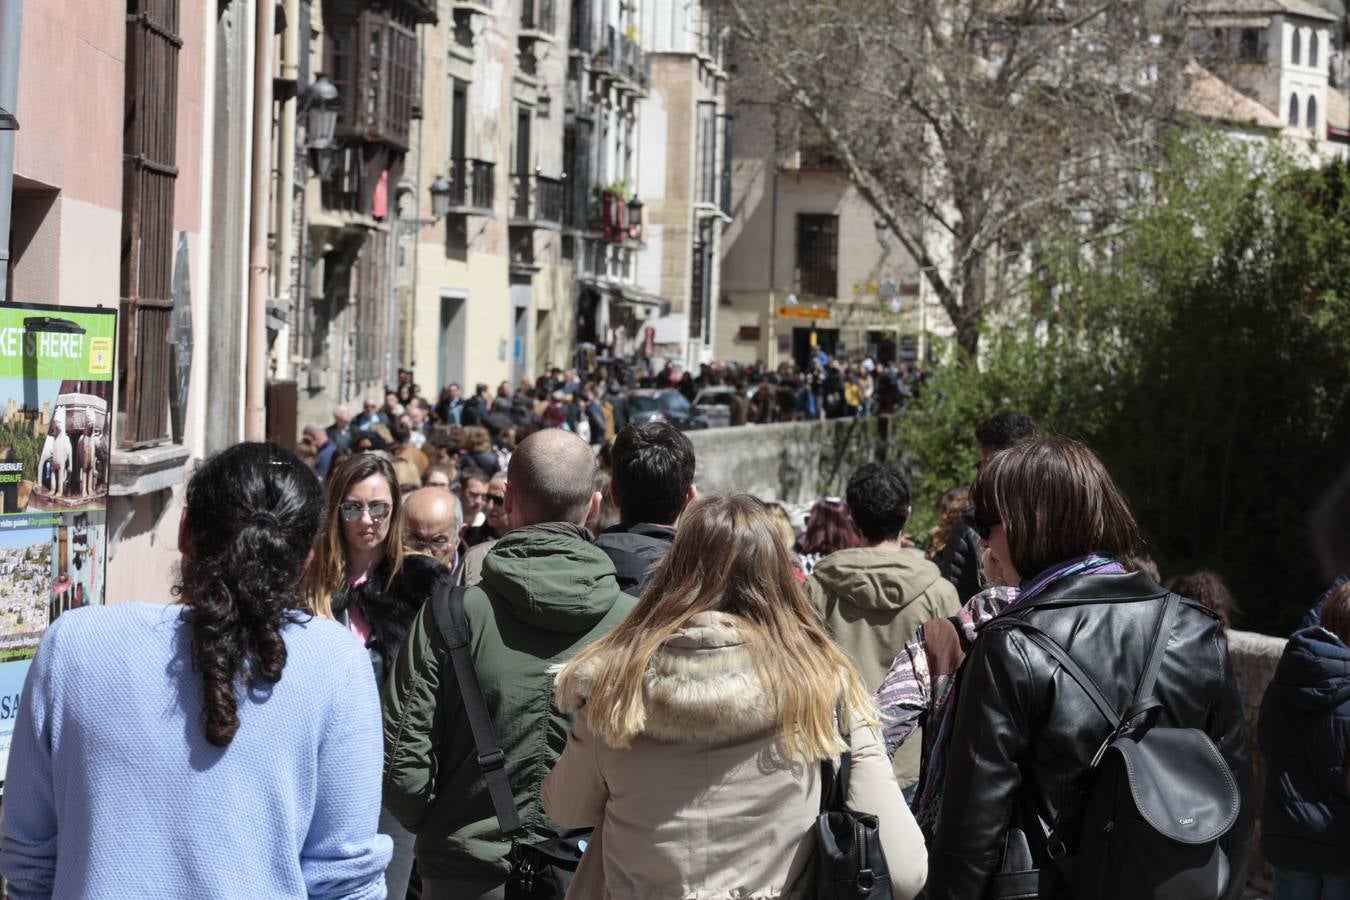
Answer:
[{"xmin": 778, "ymin": 305, "xmax": 830, "ymax": 320}]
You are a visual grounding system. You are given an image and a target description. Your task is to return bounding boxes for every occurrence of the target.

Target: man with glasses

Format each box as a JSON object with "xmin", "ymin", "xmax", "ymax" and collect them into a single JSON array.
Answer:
[
  {"xmin": 463, "ymin": 474, "xmax": 507, "ymax": 550},
  {"xmin": 403, "ymin": 488, "xmax": 460, "ymax": 568},
  {"xmin": 353, "ymin": 395, "xmax": 390, "ymax": 432}
]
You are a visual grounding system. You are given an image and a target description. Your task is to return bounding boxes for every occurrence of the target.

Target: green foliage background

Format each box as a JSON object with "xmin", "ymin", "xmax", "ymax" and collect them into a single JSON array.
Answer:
[{"xmin": 898, "ymin": 135, "xmax": 1350, "ymax": 635}]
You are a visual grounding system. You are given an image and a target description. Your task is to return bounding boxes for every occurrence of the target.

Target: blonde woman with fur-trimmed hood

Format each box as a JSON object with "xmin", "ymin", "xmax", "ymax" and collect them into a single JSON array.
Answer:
[{"xmin": 543, "ymin": 494, "xmax": 927, "ymax": 900}]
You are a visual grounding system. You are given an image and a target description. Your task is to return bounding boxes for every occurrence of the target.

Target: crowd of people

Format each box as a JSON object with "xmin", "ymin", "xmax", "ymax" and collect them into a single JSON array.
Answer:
[
  {"xmin": 295, "ymin": 355, "xmax": 932, "ymax": 480},
  {"xmin": 3, "ymin": 392, "xmax": 1349, "ymax": 900}
]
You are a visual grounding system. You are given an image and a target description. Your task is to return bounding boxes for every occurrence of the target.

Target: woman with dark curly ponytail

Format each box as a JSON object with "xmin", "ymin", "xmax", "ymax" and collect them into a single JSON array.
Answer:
[
  {"xmin": 300, "ymin": 451, "xmax": 450, "ymax": 899},
  {"xmin": 0, "ymin": 443, "xmax": 393, "ymax": 900}
]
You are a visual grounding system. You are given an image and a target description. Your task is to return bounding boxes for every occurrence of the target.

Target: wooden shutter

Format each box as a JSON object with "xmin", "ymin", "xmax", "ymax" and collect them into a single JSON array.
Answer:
[{"xmin": 120, "ymin": 0, "xmax": 181, "ymax": 447}]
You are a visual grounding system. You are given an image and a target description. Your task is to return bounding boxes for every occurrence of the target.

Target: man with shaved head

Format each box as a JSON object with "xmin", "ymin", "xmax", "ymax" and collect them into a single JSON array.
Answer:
[
  {"xmin": 383, "ymin": 429, "xmax": 632, "ymax": 898},
  {"xmin": 403, "ymin": 488, "xmax": 460, "ymax": 568}
]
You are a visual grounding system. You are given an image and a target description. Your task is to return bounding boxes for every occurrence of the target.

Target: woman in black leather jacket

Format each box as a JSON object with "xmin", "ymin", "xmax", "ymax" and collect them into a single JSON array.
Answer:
[{"xmin": 927, "ymin": 437, "xmax": 1252, "ymax": 900}]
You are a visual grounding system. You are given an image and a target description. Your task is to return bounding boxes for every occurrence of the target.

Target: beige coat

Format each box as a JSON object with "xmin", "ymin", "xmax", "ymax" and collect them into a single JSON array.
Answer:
[
  {"xmin": 807, "ymin": 547, "xmax": 961, "ymax": 786},
  {"xmin": 541, "ymin": 611, "xmax": 927, "ymax": 900}
]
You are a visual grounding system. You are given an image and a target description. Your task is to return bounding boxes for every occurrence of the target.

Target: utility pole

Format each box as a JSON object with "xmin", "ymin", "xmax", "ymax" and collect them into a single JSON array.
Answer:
[{"xmin": 0, "ymin": 0, "xmax": 24, "ymax": 304}]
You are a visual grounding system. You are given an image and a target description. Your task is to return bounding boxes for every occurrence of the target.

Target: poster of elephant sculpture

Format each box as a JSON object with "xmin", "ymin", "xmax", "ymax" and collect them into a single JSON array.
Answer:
[{"xmin": 0, "ymin": 303, "xmax": 116, "ymax": 779}]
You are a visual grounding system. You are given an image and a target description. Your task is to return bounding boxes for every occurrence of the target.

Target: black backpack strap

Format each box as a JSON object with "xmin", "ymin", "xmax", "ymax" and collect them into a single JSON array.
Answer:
[
  {"xmin": 430, "ymin": 580, "xmax": 523, "ymax": 836},
  {"xmin": 1122, "ymin": 592, "xmax": 1181, "ymax": 723}
]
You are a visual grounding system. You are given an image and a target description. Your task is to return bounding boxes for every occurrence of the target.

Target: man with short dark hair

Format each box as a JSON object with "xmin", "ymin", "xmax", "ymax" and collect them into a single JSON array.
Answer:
[
  {"xmin": 808, "ymin": 462, "xmax": 960, "ymax": 792},
  {"xmin": 974, "ymin": 410, "xmax": 1038, "ymax": 469},
  {"xmin": 383, "ymin": 430, "xmax": 635, "ymax": 898},
  {"xmin": 595, "ymin": 422, "xmax": 697, "ymax": 597},
  {"xmin": 939, "ymin": 410, "xmax": 1039, "ymax": 602}
]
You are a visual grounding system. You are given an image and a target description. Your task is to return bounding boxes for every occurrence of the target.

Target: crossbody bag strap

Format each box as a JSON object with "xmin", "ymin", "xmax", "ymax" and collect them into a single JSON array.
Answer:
[
  {"xmin": 430, "ymin": 580, "xmax": 523, "ymax": 836},
  {"xmin": 989, "ymin": 617, "xmax": 1123, "ymax": 730}
]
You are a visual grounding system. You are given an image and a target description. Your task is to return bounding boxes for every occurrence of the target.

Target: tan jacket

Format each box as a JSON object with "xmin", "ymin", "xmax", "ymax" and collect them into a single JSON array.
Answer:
[
  {"xmin": 542, "ymin": 611, "xmax": 927, "ymax": 900},
  {"xmin": 807, "ymin": 547, "xmax": 961, "ymax": 786}
]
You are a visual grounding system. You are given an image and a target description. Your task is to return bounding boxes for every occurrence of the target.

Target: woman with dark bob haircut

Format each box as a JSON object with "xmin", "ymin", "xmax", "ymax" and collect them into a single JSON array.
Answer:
[
  {"xmin": 926, "ymin": 437, "xmax": 1253, "ymax": 900},
  {"xmin": 0, "ymin": 443, "xmax": 391, "ymax": 898}
]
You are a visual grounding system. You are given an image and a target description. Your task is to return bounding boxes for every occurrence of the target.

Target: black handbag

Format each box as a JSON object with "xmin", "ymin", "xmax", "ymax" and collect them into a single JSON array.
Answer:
[
  {"xmin": 815, "ymin": 717, "xmax": 892, "ymax": 900},
  {"xmin": 430, "ymin": 583, "xmax": 591, "ymax": 900}
]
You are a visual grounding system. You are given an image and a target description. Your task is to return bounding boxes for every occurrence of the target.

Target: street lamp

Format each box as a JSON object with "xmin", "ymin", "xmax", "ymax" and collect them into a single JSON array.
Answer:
[
  {"xmin": 626, "ymin": 195, "xmax": 644, "ymax": 240},
  {"xmin": 429, "ymin": 175, "xmax": 453, "ymax": 219},
  {"xmin": 304, "ymin": 74, "xmax": 341, "ymax": 180}
]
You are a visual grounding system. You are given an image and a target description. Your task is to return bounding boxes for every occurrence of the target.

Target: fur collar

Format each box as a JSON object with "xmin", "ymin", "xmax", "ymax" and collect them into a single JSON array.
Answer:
[
  {"xmin": 333, "ymin": 553, "xmax": 447, "ymax": 666},
  {"xmin": 557, "ymin": 611, "xmax": 780, "ymax": 744}
]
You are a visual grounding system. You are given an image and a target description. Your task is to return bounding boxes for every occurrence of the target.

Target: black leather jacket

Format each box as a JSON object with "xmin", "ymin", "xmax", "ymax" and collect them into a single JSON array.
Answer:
[
  {"xmin": 938, "ymin": 514, "xmax": 983, "ymax": 603},
  {"xmin": 928, "ymin": 570, "xmax": 1253, "ymax": 900}
]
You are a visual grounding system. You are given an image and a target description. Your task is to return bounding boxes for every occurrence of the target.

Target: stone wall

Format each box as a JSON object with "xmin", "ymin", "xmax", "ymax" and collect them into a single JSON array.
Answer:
[
  {"xmin": 685, "ymin": 417, "xmax": 899, "ymax": 504},
  {"xmin": 1229, "ymin": 629, "xmax": 1286, "ymax": 891}
]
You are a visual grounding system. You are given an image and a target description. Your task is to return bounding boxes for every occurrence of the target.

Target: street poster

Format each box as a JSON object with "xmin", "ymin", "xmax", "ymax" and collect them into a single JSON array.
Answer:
[{"xmin": 0, "ymin": 303, "xmax": 116, "ymax": 780}]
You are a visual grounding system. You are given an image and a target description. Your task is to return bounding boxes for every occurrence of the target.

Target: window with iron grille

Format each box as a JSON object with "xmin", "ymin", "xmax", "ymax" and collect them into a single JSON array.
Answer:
[
  {"xmin": 352, "ymin": 231, "xmax": 388, "ymax": 391},
  {"xmin": 719, "ymin": 114, "xmax": 734, "ymax": 217},
  {"xmin": 119, "ymin": 0, "xmax": 181, "ymax": 448},
  {"xmin": 695, "ymin": 101, "xmax": 717, "ymax": 205},
  {"xmin": 796, "ymin": 214, "xmax": 838, "ymax": 298},
  {"xmin": 689, "ymin": 219, "xmax": 714, "ymax": 340}
]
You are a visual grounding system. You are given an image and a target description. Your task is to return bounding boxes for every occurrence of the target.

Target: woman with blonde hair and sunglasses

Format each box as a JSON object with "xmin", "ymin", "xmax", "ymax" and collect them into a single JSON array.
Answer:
[
  {"xmin": 543, "ymin": 494, "xmax": 927, "ymax": 899},
  {"xmin": 301, "ymin": 452, "xmax": 447, "ymax": 900}
]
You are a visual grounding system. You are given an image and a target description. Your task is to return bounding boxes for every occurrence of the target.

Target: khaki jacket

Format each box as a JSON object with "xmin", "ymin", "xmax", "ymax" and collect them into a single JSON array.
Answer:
[
  {"xmin": 542, "ymin": 611, "xmax": 927, "ymax": 900},
  {"xmin": 808, "ymin": 547, "xmax": 961, "ymax": 786}
]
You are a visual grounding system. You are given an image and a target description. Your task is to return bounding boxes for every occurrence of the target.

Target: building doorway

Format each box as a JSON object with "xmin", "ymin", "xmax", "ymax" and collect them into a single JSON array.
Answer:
[
  {"xmin": 439, "ymin": 292, "xmax": 467, "ymax": 392},
  {"xmin": 867, "ymin": 330, "xmax": 898, "ymax": 365},
  {"xmin": 793, "ymin": 327, "xmax": 839, "ymax": 369}
]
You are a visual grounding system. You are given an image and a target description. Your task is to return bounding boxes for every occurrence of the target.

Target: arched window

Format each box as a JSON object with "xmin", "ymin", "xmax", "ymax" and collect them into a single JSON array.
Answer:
[
  {"xmin": 1311, "ymin": 32, "xmax": 1320, "ymax": 68},
  {"xmin": 1308, "ymin": 95, "xmax": 1318, "ymax": 130},
  {"xmin": 1290, "ymin": 92, "xmax": 1300, "ymax": 125},
  {"xmin": 1292, "ymin": 28, "xmax": 1302, "ymax": 65}
]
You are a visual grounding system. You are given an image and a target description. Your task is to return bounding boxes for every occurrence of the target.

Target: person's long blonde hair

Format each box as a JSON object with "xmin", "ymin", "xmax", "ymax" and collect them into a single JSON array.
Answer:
[
  {"xmin": 301, "ymin": 453, "xmax": 406, "ymax": 618},
  {"xmin": 556, "ymin": 493, "xmax": 877, "ymax": 761}
]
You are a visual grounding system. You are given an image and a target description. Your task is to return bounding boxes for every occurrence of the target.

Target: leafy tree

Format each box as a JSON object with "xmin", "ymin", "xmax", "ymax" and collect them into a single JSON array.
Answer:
[{"xmin": 902, "ymin": 134, "xmax": 1350, "ymax": 633}]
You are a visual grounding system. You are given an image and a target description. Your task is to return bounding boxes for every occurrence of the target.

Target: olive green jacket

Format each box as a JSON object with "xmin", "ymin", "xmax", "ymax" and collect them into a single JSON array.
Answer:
[{"xmin": 382, "ymin": 523, "xmax": 635, "ymax": 895}]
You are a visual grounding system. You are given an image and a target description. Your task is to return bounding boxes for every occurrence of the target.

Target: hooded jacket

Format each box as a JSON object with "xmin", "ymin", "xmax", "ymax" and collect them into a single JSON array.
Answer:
[
  {"xmin": 382, "ymin": 524, "xmax": 635, "ymax": 895},
  {"xmin": 595, "ymin": 522, "xmax": 676, "ymax": 597},
  {"xmin": 542, "ymin": 611, "xmax": 928, "ymax": 900},
  {"xmin": 807, "ymin": 547, "xmax": 961, "ymax": 785},
  {"xmin": 1259, "ymin": 626, "xmax": 1350, "ymax": 874}
]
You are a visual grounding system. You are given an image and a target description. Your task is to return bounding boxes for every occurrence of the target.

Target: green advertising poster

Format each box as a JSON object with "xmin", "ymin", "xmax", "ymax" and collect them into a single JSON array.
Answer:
[{"xmin": 0, "ymin": 303, "xmax": 117, "ymax": 779}]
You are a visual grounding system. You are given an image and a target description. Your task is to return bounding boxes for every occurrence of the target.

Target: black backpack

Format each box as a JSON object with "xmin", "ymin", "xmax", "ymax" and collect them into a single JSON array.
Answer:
[{"xmin": 990, "ymin": 593, "xmax": 1241, "ymax": 900}]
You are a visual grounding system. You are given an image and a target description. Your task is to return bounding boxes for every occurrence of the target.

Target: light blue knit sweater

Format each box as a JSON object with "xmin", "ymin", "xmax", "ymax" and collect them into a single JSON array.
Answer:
[{"xmin": 0, "ymin": 602, "xmax": 392, "ymax": 899}]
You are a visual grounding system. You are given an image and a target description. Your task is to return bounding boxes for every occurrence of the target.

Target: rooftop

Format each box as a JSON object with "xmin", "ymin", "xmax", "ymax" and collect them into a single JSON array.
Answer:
[
  {"xmin": 1179, "ymin": 61, "xmax": 1284, "ymax": 128},
  {"xmin": 1185, "ymin": 0, "xmax": 1340, "ymax": 23}
]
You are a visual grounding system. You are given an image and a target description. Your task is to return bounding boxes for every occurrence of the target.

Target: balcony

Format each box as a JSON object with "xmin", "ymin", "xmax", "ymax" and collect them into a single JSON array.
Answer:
[
  {"xmin": 594, "ymin": 25, "xmax": 646, "ymax": 91},
  {"xmin": 447, "ymin": 158, "xmax": 495, "ymax": 215},
  {"xmin": 510, "ymin": 172, "xmax": 566, "ymax": 228},
  {"xmin": 521, "ymin": 0, "xmax": 556, "ymax": 36}
]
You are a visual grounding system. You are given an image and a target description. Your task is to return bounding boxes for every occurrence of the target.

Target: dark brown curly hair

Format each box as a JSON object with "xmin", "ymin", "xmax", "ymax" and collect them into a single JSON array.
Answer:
[{"xmin": 173, "ymin": 443, "xmax": 325, "ymax": 747}]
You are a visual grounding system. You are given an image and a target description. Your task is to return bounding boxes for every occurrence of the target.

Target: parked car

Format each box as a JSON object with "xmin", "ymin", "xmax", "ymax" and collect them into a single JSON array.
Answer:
[
  {"xmin": 692, "ymin": 386, "xmax": 757, "ymax": 429},
  {"xmin": 628, "ymin": 389, "xmax": 710, "ymax": 431}
]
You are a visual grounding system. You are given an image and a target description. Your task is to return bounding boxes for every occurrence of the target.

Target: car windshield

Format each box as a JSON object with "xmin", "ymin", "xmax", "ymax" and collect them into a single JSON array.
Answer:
[
  {"xmin": 660, "ymin": 391, "xmax": 692, "ymax": 414},
  {"xmin": 629, "ymin": 395, "xmax": 660, "ymax": 413},
  {"xmin": 698, "ymin": 392, "xmax": 733, "ymax": 406}
]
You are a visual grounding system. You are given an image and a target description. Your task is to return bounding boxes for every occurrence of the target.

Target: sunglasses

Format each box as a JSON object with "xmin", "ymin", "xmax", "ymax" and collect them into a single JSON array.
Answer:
[
  {"xmin": 486, "ymin": 494, "xmax": 505, "ymax": 507},
  {"xmin": 972, "ymin": 510, "xmax": 1000, "ymax": 541},
  {"xmin": 339, "ymin": 500, "xmax": 392, "ymax": 522}
]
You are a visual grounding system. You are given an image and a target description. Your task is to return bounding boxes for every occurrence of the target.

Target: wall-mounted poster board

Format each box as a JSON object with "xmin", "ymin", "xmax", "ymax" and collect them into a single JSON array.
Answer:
[{"xmin": 0, "ymin": 303, "xmax": 116, "ymax": 782}]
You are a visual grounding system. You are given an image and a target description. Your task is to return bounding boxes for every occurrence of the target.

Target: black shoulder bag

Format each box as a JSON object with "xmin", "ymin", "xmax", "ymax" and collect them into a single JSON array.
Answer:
[
  {"xmin": 430, "ymin": 583, "xmax": 591, "ymax": 900},
  {"xmin": 815, "ymin": 714, "xmax": 893, "ymax": 900},
  {"xmin": 988, "ymin": 593, "xmax": 1241, "ymax": 900}
]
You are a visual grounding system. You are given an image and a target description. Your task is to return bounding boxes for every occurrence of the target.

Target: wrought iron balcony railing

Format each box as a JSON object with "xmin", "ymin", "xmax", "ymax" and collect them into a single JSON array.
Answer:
[
  {"xmin": 510, "ymin": 172, "xmax": 565, "ymax": 227},
  {"xmin": 448, "ymin": 157, "xmax": 495, "ymax": 214}
]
